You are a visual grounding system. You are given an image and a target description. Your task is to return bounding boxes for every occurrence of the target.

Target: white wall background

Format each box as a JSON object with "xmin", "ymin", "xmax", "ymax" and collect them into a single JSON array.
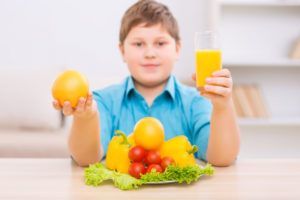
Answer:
[{"xmin": 0, "ymin": 0, "xmax": 214, "ymax": 89}]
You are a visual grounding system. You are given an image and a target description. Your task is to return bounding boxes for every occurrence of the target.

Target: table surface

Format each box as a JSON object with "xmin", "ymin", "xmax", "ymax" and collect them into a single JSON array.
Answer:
[{"xmin": 0, "ymin": 158, "xmax": 299, "ymax": 199}]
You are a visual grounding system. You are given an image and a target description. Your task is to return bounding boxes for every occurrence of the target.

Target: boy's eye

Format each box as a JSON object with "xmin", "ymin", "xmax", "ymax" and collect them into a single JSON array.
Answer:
[
  {"xmin": 133, "ymin": 42, "xmax": 143, "ymax": 47},
  {"xmin": 157, "ymin": 41, "xmax": 167, "ymax": 47}
]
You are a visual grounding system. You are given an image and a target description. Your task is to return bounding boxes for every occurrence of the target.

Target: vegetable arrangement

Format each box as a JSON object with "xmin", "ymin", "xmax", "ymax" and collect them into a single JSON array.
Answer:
[
  {"xmin": 85, "ymin": 162, "xmax": 214, "ymax": 190},
  {"xmin": 84, "ymin": 117, "xmax": 215, "ymax": 190}
]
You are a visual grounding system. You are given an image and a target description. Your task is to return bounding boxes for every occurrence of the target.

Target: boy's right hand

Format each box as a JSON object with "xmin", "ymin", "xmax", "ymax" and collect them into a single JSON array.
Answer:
[{"xmin": 52, "ymin": 92, "xmax": 98, "ymax": 119}]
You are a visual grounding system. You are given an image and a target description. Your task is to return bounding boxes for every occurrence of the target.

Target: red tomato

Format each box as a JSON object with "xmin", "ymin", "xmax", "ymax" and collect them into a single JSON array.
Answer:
[
  {"xmin": 145, "ymin": 150, "xmax": 161, "ymax": 165},
  {"xmin": 128, "ymin": 146, "xmax": 147, "ymax": 162},
  {"xmin": 147, "ymin": 164, "xmax": 163, "ymax": 173},
  {"xmin": 161, "ymin": 157, "xmax": 175, "ymax": 171},
  {"xmin": 128, "ymin": 162, "xmax": 146, "ymax": 179}
]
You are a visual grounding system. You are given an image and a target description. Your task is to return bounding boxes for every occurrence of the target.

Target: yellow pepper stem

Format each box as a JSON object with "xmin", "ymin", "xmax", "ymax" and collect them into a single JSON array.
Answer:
[
  {"xmin": 115, "ymin": 130, "xmax": 131, "ymax": 147},
  {"xmin": 188, "ymin": 145, "xmax": 198, "ymax": 155}
]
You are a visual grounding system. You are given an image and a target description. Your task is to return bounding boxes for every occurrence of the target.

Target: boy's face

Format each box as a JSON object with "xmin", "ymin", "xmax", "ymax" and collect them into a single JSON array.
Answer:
[{"xmin": 120, "ymin": 23, "xmax": 180, "ymax": 87}]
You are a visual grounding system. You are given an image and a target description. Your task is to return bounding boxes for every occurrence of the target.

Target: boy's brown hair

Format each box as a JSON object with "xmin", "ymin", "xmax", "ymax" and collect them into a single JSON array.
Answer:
[{"xmin": 119, "ymin": 0, "xmax": 180, "ymax": 45}]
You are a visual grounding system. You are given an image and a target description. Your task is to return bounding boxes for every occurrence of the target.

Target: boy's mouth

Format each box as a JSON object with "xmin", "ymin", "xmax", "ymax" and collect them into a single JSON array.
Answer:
[{"xmin": 141, "ymin": 63, "xmax": 160, "ymax": 68}]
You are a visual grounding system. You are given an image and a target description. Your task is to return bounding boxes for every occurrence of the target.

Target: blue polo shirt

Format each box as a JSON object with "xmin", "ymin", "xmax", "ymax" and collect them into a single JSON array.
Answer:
[{"xmin": 93, "ymin": 75, "xmax": 212, "ymax": 161}]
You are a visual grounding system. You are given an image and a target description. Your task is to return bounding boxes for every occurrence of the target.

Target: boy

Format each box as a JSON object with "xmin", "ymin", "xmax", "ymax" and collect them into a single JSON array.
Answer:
[{"xmin": 53, "ymin": 0, "xmax": 240, "ymax": 167}]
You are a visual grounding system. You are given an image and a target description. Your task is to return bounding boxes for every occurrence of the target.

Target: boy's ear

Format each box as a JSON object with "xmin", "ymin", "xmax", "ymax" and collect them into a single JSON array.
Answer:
[
  {"xmin": 119, "ymin": 43, "xmax": 126, "ymax": 62},
  {"xmin": 175, "ymin": 41, "xmax": 181, "ymax": 59},
  {"xmin": 119, "ymin": 43, "xmax": 124, "ymax": 54}
]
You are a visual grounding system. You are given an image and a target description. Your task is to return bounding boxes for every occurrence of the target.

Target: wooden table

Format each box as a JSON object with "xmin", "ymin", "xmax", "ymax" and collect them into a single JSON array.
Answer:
[{"xmin": 0, "ymin": 158, "xmax": 299, "ymax": 199}]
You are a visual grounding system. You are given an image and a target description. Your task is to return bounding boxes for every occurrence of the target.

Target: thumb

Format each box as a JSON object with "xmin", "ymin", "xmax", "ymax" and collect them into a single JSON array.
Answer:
[{"xmin": 191, "ymin": 73, "xmax": 196, "ymax": 81}]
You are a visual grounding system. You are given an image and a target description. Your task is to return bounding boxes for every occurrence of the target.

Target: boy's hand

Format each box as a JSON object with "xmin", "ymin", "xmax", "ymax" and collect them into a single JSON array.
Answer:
[
  {"xmin": 52, "ymin": 92, "xmax": 98, "ymax": 119},
  {"xmin": 192, "ymin": 68, "xmax": 233, "ymax": 109}
]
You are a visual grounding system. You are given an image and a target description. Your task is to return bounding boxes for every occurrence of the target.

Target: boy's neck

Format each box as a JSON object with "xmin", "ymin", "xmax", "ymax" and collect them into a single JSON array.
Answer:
[{"xmin": 133, "ymin": 79, "xmax": 168, "ymax": 107}]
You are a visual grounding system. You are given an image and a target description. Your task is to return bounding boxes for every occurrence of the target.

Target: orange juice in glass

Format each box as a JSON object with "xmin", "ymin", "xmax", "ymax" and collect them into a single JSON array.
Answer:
[{"xmin": 195, "ymin": 31, "xmax": 222, "ymax": 88}]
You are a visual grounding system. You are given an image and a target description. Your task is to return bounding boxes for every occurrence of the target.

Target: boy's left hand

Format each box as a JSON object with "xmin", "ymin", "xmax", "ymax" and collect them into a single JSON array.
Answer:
[{"xmin": 192, "ymin": 68, "xmax": 233, "ymax": 109}]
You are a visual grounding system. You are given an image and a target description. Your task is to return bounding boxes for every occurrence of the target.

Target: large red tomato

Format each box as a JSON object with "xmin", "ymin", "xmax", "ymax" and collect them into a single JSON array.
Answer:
[
  {"xmin": 145, "ymin": 150, "xmax": 161, "ymax": 165},
  {"xmin": 129, "ymin": 162, "xmax": 147, "ymax": 179},
  {"xmin": 128, "ymin": 146, "xmax": 147, "ymax": 162}
]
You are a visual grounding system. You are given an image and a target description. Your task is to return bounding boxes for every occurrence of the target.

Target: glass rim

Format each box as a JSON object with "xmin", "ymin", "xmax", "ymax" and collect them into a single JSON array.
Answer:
[
  {"xmin": 194, "ymin": 30, "xmax": 220, "ymax": 50},
  {"xmin": 195, "ymin": 30, "xmax": 219, "ymax": 36}
]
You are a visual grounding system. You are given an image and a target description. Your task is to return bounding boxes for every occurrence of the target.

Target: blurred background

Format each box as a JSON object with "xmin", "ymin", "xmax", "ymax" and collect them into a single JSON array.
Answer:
[{"xmin": 0, "ymin": 0, "xmax": 299, "ymax": 159}]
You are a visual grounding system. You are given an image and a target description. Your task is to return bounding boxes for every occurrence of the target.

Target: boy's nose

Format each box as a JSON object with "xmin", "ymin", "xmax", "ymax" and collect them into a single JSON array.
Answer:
[{"xmin": 144, "ymin": 47, "xmax": 157, "ymax": 59}]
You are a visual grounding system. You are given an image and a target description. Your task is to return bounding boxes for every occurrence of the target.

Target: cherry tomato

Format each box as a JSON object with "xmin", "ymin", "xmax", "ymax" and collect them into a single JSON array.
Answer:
[
  {"xmin": 145, "ymin": 150, "xmax": 161, "ymax": 165},
  {"xmin": 128, "ymin": 146, "xmax": 147, "ymax": 162},
  {"xmin": 161, "ymin": 157, "xmax": 175, "ymax": 171},
  {"xmin": 147, "ymin": 164, "xmax": 163, "ymax": 173},
  {"xmin": 128, "ymin": 162, "xmax": 146, "ymax": 179}
]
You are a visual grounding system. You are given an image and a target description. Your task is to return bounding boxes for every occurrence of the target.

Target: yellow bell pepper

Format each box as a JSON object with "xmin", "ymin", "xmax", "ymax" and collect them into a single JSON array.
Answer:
[
  {"xmin": 105, "ymin": 130, "xmax": 131, "ymax": 173},
  {"xmin": 159, "ymin": 135, "xmax": 198, "ymax": 167}
]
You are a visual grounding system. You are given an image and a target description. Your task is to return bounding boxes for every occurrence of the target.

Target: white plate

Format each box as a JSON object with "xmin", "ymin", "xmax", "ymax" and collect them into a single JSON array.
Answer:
[
  {"xmin": 143, "ymin": 173, "xmax": 204, "ymax": 185},
  {"xmin": 144, "ymin": 180, "xmax": 177, "ymax": 184}
]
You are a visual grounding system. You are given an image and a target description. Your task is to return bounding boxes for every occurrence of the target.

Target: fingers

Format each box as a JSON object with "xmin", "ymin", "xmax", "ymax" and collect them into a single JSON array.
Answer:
[
  {"xmin": 75, "ymin": 97, "xmax": 86, "ymax": 114},
  {"xmin": 53, "ymin": 99, "xmax": 74, "ymax": 116},
  {"xmin": 55, "ymin": 92, "xmax": 93, "ymax": 117},
  {"xmin": 52, "ymin": 100, "xmax": 61, "ymax": 110},
  {"xmin": 192, "ymin": 68, "xmax": 231, "ymax": 85},
  {"xmin": 212, "ymin": 68, "xmax": 231, "ymax": 78},
  {"xmin": 205, "ymin": 68, "xmax": 232, "ymax": 96},
  {"xmin": 74, "ymin": 92, "xmax": 93, "ymax": 115},
  {"xmin": 206, "ymin": 77, "xmax": 232, "ymax": 88},
  {"xmin": 85, "ymin": 93, "xmax": 93, "ymax": 109},
  {"xmin": 204, "ymin": 85, "xmax": 231, "ymax": 97},
  {"xmin": 62, "ymin": 101, "xmax": 74, "ymax": 116},
  {"xmin": 195, "ymin": 68, "xmax": 233, "ymax": 103}
]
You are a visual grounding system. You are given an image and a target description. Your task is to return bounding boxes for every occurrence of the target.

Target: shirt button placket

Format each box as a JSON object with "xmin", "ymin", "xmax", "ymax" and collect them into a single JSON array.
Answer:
[
  {"xmin": 146, "ymin": 105, "xmax": 151, "ymax": 116},
  {"xmin": 141, "ymin": 100, "xmax": 149, "ymax": 116}
]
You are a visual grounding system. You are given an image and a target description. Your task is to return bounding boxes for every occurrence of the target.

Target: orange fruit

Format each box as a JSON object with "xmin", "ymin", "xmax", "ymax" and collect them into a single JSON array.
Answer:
[
  {"xmin": 52, "ymin": 70, "xmax": 89, "ymax": 108},
  {"xmin": 127, "ymin": 133, "xmax": 136, "ymax": 147},
  {"xmin": 133, "ymin": 117, "xmax": 164, "ymax": 150}
]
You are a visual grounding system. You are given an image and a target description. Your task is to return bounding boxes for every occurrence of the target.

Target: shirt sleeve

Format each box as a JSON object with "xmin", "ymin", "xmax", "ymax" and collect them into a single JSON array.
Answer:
[
  {"xmin": 190, "ymin": 96, "xmax": 212, "ymax": 161},
  {"xmin": 92, "ymin": 91, "xmax": 113, "ymax": 158}
]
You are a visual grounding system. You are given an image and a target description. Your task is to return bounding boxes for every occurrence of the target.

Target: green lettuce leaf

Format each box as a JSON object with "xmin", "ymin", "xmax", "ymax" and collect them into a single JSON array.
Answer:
[
  {"xmin": 84, "ymin": 163, "xmax": 141, "ymax": 190},
  {"xmin": 84, "ymin": 163, "xmax": 113, "ymax": 186},
  {"xmin": 112, "ymin": 172, "xmax": 142, "ymax": 190},
  {"xmin": 140, "ymin": 164, "xmax": 214, "ymax": 184}
]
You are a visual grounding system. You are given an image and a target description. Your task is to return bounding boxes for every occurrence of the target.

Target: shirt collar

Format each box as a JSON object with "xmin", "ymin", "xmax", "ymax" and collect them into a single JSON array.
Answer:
[
  {"xmin": 125, "ymin": 75, "xmax": 176, "ymax": 100},
  {"xmin": 164, "ymin": 75, "xmax": 176, "ymax": 100},
  {"xmin": 125, "ymin": 76, "xmax": 135, "ymax": 97}
]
